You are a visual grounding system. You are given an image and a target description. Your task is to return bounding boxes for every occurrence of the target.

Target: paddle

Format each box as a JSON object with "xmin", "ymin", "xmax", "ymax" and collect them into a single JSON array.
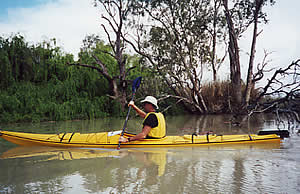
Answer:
[{"xmin": 117, "ymin": 76, "xmax": 142, "ymax": 150}]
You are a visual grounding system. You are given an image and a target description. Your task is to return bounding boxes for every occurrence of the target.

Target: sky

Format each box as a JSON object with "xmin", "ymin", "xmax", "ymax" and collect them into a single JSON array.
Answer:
[
  {"xmin": 0, "ymin": 0, "xmax": 101, "ymax": 58},
  {"xmin": 0, "ymin": 0, "xmax": 299, "ymax": 81}
]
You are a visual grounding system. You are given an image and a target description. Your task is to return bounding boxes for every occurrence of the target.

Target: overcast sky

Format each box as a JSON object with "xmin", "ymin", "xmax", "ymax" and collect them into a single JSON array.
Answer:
[
  {"xmin": 1, "ymin": 0, "xmax": 299, "ymax": 81},
  {"xmin": 0, "ymin": 0, "xmax": 101, "ymax": 57}
]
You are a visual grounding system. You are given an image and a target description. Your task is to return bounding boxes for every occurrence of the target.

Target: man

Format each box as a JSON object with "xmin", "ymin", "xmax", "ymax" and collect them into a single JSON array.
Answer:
[{"xmin": 118, "ymin": 96, "xmax": 166, "ymax": 143}]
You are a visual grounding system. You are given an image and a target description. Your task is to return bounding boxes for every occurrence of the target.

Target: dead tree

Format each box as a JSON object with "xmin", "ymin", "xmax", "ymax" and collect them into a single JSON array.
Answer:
[
  {"xmin": 70, "ymin": 0, "xmax": 136, "ymax": 110},
  {"xmin": 248, "ymin": 59, "xmax": 300, "ymax": 125}
]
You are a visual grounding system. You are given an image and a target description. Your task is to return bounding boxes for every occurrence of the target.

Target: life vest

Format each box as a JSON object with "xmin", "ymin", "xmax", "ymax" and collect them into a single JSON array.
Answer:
[{"xmin": 144, "ymin": 112, "xmax": 166, "ymax": 138}]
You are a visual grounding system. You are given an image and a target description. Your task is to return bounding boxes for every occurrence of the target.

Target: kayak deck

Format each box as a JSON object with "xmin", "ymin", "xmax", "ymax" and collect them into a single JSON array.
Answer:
[{"xmin": 0, "ymin": 130, "xmax": 281, "ymax": 148}]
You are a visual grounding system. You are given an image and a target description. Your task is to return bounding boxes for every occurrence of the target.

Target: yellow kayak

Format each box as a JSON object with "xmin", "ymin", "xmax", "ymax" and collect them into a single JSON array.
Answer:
[{"xmin": 0, "ymin": 130, "xmax": 281, "ymax": 148}]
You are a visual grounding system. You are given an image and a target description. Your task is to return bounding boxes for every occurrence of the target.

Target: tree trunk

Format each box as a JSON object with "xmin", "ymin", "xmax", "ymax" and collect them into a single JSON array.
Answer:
[
  {"xmin": 244, "ymin": 0, "xmax": 264, "ymax": 106},
  {"xmin": 211, "ymin": 0, "xmax": 220, "ymax": 82},
  {"xmin": 223, "ymin": 0, "xmax": 242, "ymax": 107}
]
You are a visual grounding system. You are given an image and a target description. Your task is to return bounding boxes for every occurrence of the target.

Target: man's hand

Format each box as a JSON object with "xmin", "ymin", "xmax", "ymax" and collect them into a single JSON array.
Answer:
[
  {"xmin": 119, "ymin": 136, "xmax": 129, "ymax": 143},
  {"xmin": 128, "ymin": 101, "xmax": 135, "ymax": 107}
]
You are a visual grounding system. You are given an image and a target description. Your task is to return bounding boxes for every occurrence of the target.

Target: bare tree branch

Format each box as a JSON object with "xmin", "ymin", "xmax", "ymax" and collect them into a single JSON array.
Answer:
[{"xmin": 248, "ymin": 59, "xmax": 300, "ymax": 124}]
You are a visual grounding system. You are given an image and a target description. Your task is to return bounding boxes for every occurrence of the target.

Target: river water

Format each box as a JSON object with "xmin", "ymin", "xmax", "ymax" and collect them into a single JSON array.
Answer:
[{"xmin": 0, "ymin": 114, "xmax": 299, "ymax": 193}]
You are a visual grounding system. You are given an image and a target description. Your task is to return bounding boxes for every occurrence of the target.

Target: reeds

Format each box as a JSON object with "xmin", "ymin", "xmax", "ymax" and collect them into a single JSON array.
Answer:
[{"xmin": 201, "ymin": 80, "xmax": 260, "ymax": 113}]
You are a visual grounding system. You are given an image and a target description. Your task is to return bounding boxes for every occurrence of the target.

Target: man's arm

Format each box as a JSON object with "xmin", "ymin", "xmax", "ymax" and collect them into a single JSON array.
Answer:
[
  {"xmin": 119, "ymin": 125, "xmax": 151, "ymax": 143},
  {"xmin": 129, "ymin": 125, "xmax": 151, "ymax": 141},
  {"xmin": 129, "ymin": 101, "xmax": 146, "ymax": 118}
]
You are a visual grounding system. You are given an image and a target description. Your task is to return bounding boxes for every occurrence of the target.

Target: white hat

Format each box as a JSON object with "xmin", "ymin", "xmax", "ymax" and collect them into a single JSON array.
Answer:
[{"xmin": 141, "ymin": 96, "xmax": 158, "ymax": 109}]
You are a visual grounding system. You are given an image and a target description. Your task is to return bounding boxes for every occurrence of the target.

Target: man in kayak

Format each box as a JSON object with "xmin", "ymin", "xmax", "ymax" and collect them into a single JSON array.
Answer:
[{"xmin": 118, "ymin": 96, "xmax": 166, "ymax": 143}]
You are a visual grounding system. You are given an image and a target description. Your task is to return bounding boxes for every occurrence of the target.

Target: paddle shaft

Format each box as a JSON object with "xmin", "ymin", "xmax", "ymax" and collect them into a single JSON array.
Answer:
[
  {"xmin": 117, "ymin": 76, "xmax": 141, "ymax": 150},
  {"xmin": 117, "ymin": 93, "xmax": 135, "ymax": 149}
]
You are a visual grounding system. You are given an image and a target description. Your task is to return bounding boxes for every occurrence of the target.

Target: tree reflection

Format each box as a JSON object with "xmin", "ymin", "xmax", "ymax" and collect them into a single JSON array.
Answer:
[{"xmin": 0, "ymin": 141, "xmax": 295, "ymax": 193}]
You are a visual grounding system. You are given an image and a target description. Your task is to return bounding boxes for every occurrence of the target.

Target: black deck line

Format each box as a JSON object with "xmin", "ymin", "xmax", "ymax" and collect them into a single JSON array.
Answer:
[
  {"xmin": 68, "ymin": 132, "xmax": 76, "ymax": 143},
  {"xmin": 60, "ymin": 133, "xmax": 66, "ymax": 142},
  {"xmin": 248, "ymin": 135, "xmax": 253, "ymax": 141}
]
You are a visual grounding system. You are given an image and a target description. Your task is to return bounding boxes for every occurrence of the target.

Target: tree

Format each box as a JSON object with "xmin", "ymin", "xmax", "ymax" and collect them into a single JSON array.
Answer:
[
  {"xmin": 244, "ymin": 0, "xmax": 275, "ymax": 105},
  {"xmin": 0, "ymin": 34, "xmax": 33, "ymax": 86},
  {"xmin": 85, "ymin": 0, "xmax": 285, "ymax": 116},
  {"xmin": 124, "ymin": 0, "xmax": 228, "ymax": 113},
  {"xmin": 221, "ymin": 0, "xmax": 275, "ymax": 109},
  {"xmin": 248, "ymin": 59, "xmax": 300, "ymax": 124},
  {"xmin": 223, "ymin": 0, "xmax": 242, "ymax": 107},
  {"xmin": 72, "ymin": 0, "xmax": 137, "ymax": 110},
  {"xmin": 209, "ymin": 0, "xmax": 228, "ymax": 82}
]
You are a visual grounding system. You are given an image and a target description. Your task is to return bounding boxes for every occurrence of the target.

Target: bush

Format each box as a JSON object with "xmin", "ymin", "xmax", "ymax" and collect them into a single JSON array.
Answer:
[{"xmin": 0, "ymin": 82, "xmax": 111, "ymax": 123}]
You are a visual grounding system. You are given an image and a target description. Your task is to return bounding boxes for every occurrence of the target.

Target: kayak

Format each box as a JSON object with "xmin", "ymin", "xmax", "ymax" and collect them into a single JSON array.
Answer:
[{"xmin": 0, "ymin": 130, "xmax": 281, "ymax": 148}]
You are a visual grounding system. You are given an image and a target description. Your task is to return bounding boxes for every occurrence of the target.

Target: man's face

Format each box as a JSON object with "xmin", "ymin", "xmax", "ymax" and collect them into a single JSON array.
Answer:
[{"xmin": 143, "ymin": 103, "xmax": 153, "ymax": 113}]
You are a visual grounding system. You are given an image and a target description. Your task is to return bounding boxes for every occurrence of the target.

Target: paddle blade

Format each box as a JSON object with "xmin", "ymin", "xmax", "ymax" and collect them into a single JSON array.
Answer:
[{"xmin": 132, "ymin": 76, "xmax": 142, "ymax": 93}]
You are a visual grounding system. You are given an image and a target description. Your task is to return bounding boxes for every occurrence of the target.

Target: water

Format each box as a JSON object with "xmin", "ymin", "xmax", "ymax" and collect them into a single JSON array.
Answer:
[{"xmin": 0, "ymin": 114, "xmax": 299, "ymax": 193}]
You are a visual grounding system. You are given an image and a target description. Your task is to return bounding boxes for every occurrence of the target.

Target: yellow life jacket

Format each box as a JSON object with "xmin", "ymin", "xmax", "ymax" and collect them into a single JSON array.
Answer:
[{"xmin": 143, "ymin": 112, "xmax": 166, "ymax": 138}]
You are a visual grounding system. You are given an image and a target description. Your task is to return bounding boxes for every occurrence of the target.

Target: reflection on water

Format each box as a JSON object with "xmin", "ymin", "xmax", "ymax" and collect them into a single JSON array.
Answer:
[
  {"xmin": 0, "ymin": 142, "xmax": 299, "ymax": 193},
  {"xmin": 0, "ymin": 114, "xmax": 300, "ymax": 193},
  {"xmin": 0, "ymin": 147, "xmax": 120, "ymax": 161}
]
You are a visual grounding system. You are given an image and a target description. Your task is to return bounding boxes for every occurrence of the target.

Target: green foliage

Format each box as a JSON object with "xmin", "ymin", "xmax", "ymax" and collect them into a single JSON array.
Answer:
[
  {"xmin": 0, "ymin": 34, "xmax": 114, "ymax": 123},
  {"xmin": 0, "ymin": 81, "xmax": 110, "ymax": 123},
  {"xmin": 0, "ymin": 33, "xmax": 186, "ymax": 123}
]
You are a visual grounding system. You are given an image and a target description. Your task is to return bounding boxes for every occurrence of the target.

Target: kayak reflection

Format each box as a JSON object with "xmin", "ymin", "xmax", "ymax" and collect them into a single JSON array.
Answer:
[
  {"xmin": 0, "ymin": 146, "xmax": 168, "ymax": 176},
  {"xmin": 0, "ymin": 142, "xmax": 286, "ymax": 193},
  {"xmin": 0, "ymin": 146, "xmax": 119, "ymax": 160},
  {"xmin": 1, "ymin": 140, "xmax": 280, "ymax": 177}
]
